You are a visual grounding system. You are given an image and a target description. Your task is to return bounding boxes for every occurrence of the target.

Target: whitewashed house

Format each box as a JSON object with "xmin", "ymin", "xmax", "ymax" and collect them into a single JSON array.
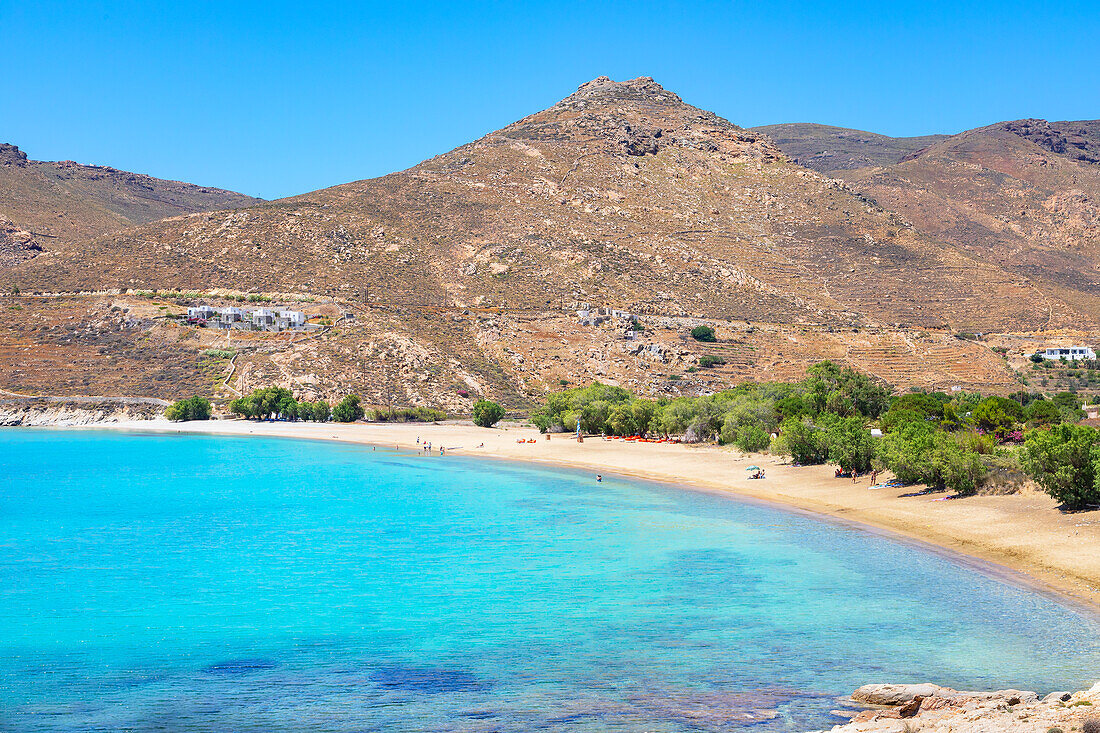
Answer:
[
  {"xmin": 216, "ymin": 307, "xmax": 244, "ymax": 327},
  {"xmin": 279, "ymin": 310, "xmax": 306, "ymax": 328},
  {"xmin": 250, "ymin": 308, "xmax": 277, "ymax": 330},
  {"xmin": 187, "ymin": 305, "xmax": 215, "ymax": 323},
  {"xmin": 1038, "ymin": 346, "xmax": 1096, "ymax": 361}
]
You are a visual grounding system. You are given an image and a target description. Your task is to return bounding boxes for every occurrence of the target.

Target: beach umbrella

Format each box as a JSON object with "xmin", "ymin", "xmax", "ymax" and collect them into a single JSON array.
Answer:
[{"xmin": 745, "ymin": 465, "xmax": 761, "ymax": 471}]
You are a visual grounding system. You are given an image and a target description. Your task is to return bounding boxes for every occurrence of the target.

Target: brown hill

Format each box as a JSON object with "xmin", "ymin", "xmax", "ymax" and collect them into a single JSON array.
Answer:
[
  {"xmin": 1, "ymin": 79, "xmax": 1096, "ymax": 408},
  {"xmin": 749, "ymin": 123, "xmax": 949, "ymax": 173},
  {"xmin": 11, "ymin": 77, "xmax": 1063, "ymax": 331},
  {"xmin": 0, "ymin": 142, "xmax": 261, "ymax": 248},
  {"xmin": 837, "ymin": 119, "xmax": 1100, "ymax": 318}
]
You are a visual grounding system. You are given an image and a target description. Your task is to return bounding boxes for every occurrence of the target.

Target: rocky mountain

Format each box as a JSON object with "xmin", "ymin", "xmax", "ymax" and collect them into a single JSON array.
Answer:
[
  {"xmin": 1, "ymin": 78, "xmax": 1097, "ymax": 408},
  {"xmin": 11, "ymin": 78, "xmax": 1069, "ymax": 331},
  {"xmin": 748, "ymin": 123, "xmax": 949, "ymax": 173},
  {"xmin": 0, "ymin": 142, "xmax": 261, "ymax": 249}
]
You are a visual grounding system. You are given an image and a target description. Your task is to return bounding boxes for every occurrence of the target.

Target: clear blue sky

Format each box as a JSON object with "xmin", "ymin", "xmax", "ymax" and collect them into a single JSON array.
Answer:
[{"xmin": 3, "ymin": 0, "xmax": 1097, "ymax": 200}]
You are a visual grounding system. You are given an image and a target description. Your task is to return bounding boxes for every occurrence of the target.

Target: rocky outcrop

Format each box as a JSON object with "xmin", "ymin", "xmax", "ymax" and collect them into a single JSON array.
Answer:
[
  {"xmin": 823, "ymin": 681, "xmax": 1100, "ymax": 732},
  {"xmin": 0, "ymin": 142, "xmax": 29, "ymax": 166},
  {"xmin": 0, "ymin": 214, "xmax": 42, "ymax": 266},
  {"xmin": 0, "ymin": 397, "xmax": 165, "ymax": 426}
]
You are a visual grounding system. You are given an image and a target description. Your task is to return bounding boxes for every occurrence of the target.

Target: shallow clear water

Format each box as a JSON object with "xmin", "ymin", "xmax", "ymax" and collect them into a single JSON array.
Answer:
[{"xmin": 2, "ymin": 429, "xmax": 1098, "ymax": 732}]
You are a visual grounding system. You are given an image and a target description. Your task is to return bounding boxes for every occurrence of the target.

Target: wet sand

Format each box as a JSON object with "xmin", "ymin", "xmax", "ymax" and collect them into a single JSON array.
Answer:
[{"xmin": 76, "ymin": 418, "xmax": 1100, "ymax": 612}]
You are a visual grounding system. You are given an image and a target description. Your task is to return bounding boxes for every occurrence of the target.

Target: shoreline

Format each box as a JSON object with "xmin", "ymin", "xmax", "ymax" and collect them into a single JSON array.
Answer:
[{"xmin": 33, "ymin": 418, "xmax": 1100, "ymax": 615}]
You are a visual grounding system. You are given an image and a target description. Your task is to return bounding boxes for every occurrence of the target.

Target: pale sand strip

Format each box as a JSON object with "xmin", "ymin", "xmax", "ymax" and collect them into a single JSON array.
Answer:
[{"xmin": 63, "ymin": 419, "xmax": 1100, "ymax": 613}]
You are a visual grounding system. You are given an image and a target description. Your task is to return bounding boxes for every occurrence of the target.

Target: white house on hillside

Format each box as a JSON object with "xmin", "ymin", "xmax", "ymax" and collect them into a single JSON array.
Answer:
[{"xmin": 1038, "ymin": 346, "xmax": 1096, "ymax": 361}]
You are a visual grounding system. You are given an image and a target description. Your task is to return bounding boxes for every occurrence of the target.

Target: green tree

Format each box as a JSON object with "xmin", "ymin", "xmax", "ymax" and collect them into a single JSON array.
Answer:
[
  {"xmin": 930, "ymin": 436, "xmax": 986, "ymax": 495},
  {"xmin": 165, "ymin": 395, "xmax": 213, "ymax": 422},
  {"xmin": 333, "ymin": 394, "xmax": 365, "ymax": 423},
  {"xmin": 1025, "ymin": 398, "xmax": 1062, "ymax": 426},
  {"xmin": 690, "ymin": 325, "xmax": 717, "ymax": 342},
  {"xmin": 312, "ymin": 401, "xmax": 331, "ymax": 422},
  {"xmin": 875, "ymin": 422, "xmax": 938, "ymax": 484},
  {"xmin": 472, "ymin": 399, "xmax": 505, "ymax": 428},
  {"xmin": 630, "ymin": 399, "xmax": 658, "ymax": 436},
  {"xmin": 972, "ymin": 396, "xmax": 1024, "ymax": 434},
  {"xmin": 733, "ymin": 424, "xmax": 771, "ymax": 453},
  {"xmin": 228, "ymin": 387, "xmax": 295, "ymax": 420},
  {"xmin": 607, "ymin": 403, "xmax": 638, "ymax": 436},
  {"xmin": 775, "ymin": 417, "xmax": 830, "ymax": 465},
  {"xmin": 824, "ymin": 416, "xmax": 876, "ymax": 473},
  {"xmin": 1020, "ymin": 424, "xmax": 1100, "ymax": 509}
]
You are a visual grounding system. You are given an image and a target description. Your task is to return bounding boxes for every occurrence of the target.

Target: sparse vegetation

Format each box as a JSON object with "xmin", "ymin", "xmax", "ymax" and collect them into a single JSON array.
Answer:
[{"xmin": 698, "ymin": 355, "xmax": 726, "ymax": 368}]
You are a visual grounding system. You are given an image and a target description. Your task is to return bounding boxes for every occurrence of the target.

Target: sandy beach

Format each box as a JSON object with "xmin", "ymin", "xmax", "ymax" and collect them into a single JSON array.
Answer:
[{"xmin": 72, "ymin": 418, "xmax": 1100, "ymax": 613}]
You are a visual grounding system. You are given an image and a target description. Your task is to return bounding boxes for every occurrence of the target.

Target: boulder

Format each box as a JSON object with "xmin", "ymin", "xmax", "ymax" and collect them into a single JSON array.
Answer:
[
  {"xmin": 851, "ymin": 683, "xmax": 942, "ymax": 706},
  {"xmin": 1044, "ymin": 691, "xmax": 1073, "ymax": 703}
]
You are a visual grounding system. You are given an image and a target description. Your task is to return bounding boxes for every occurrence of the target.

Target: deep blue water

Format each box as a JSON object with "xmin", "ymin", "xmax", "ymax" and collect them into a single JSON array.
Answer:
[{"xmin": 1, "ymin": 429, "xmax": 1098, "ymax": 732}]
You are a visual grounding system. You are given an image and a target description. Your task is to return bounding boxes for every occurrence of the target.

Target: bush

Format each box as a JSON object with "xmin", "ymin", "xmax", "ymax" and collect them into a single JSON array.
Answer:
[
  {"xmin": 698, "ymin": 355, "xmax": 726, "ymax": 368},
  {"xmin": 165, "ymin": 396, "xmax": 212, "ymax": 422},
  {"xmin": 472, "ymin": 400, "xmax": 505, "ymax": 428},
  {"xmin": 690, "ymin": 325, "xmax": 717, "ymax": 342},
  {"xmin": 372, "ymin": 406, "xmax": 448, "ymax": 422},
  {"xmin": 1020, "ymin": 424, "xmax": 1100, "ymax": 509},
  {"xmin": 332, "ymin": 394, "xmax": 365, "ymax": 423}
]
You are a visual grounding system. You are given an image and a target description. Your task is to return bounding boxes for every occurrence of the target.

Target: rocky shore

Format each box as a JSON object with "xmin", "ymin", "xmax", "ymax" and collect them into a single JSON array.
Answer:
[
  {"xmin": 0, "ymin": 396, "xmax": 165, "ymax": 426},
  {"xmin": 820, "ymin": 681, "xmax": 1100, "ymax": 732}
]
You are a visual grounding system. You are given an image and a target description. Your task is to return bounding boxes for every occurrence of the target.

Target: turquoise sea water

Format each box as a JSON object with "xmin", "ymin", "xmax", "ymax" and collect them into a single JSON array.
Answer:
[{"xmin": 2, "ymin": 430, "xmax": 1099, "ymax": 732}]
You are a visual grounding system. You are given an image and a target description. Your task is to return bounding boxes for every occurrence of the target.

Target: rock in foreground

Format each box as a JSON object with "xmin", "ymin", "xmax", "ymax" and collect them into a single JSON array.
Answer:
[{"xmin": 820, "ymin": 681, "xmax": 1100, "ymax": 732}]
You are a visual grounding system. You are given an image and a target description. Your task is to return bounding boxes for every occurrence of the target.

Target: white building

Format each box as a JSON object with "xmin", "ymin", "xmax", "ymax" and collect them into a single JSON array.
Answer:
[
  {"xmin": 1038, "ymin": 346, "xmax": 1096, "ymax": 361},
  {"xmin": 215, "ymin": 307, "xmax": 244, "ymax": 326},
  {"xmin": 278, "ymin": 309, "xmax": 306, "ymax": 328},
  {"xmin": 187, "ymin": 305, "xmax": 215, "ymax": 322},
  {"xmin": 250, "ymin": 308, "xmax": 277, "ymax": 330}
]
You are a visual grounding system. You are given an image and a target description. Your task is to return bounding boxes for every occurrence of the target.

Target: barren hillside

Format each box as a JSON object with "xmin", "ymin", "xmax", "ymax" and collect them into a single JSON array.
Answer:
[
  {"xmin": 749, "ymin": 123, "xmax": 949, "ymax": 173},
  {"xmin": 838, "ymin": 119, "xmax": 1100, "ymax": 317},
  {"xmin": 0, "ymin": 143, "xmax": 261, "ymax": 249},
  {"xmin": 1, "ymin": 79, "xmax": 1096, "ymax": 408}
]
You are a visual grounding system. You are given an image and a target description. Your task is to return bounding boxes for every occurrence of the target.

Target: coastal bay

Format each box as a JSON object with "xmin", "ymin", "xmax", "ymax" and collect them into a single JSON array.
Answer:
[
  {"xmin": 4, "ymin": 426, "xmax": 1099, "ymax": 733},
  {"xmin": 82, "ymin": 418, "xmax": 1100, "ymax": 612}
]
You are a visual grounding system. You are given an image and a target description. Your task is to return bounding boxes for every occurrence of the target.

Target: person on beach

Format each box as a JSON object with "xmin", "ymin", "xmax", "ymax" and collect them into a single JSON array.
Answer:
[
  {"xmin": 870, "ymin": 469, "xmax": 878, "ymax": 485},
  {"xmin": 852, "ymin": 471, "xmax": 858, "ymax": 484}
]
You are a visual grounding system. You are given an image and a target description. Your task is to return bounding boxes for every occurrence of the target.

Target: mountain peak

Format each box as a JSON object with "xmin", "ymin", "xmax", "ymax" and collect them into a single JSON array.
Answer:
[{"xmin": 557, "ymin": 76, "xmax": 683, "ymax": 109}]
